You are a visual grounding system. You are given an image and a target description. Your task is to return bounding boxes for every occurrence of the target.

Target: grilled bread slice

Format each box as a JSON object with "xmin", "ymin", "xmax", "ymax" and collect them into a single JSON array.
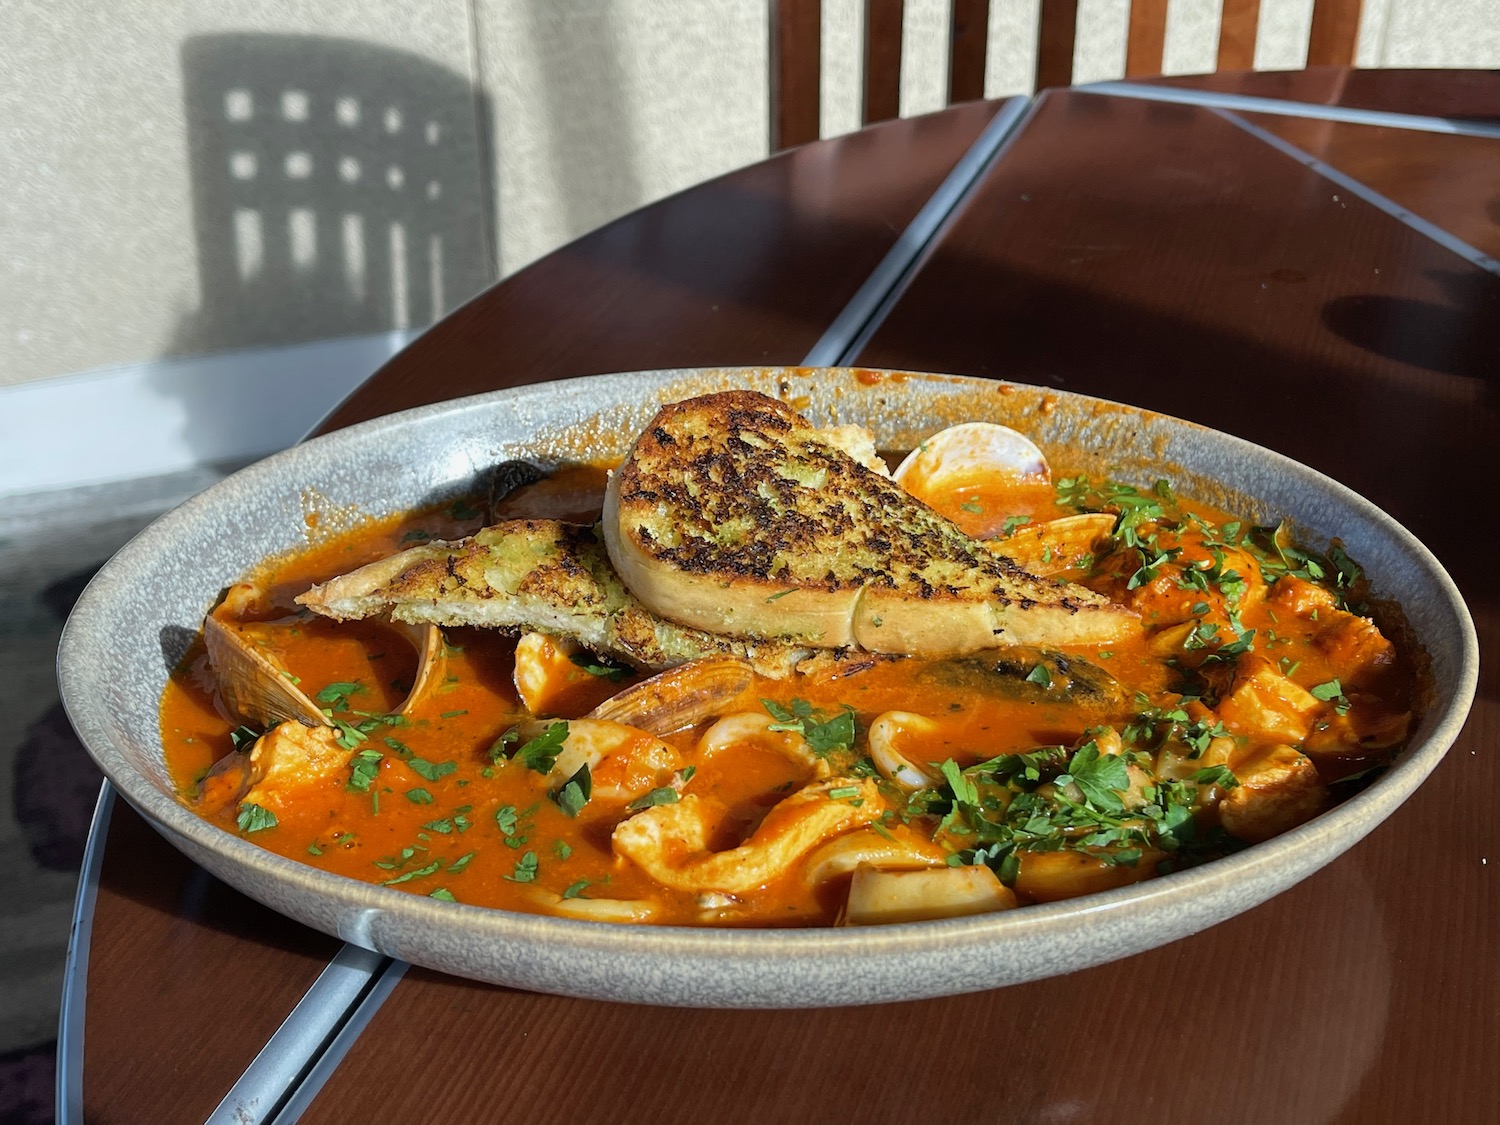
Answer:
[
  {"xmin": 295, "ymin": 519, "xmax": 808, "ymax": 675},
  {"xmin": 602, "ymin": 391, "xmax": 1135, "ymax": 655}
]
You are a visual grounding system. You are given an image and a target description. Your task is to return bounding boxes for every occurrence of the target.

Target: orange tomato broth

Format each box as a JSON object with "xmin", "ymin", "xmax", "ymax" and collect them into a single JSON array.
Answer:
[{"xmin": 161, "ymin": 462, "xmax": 1415, "ymax": 926}]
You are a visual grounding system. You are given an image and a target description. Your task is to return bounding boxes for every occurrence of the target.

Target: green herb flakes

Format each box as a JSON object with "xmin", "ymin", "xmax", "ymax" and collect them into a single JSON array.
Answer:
[
  {"xmin": 517, "ymin": 722, "xmax": 569, "ymax": 773},
  {"xmin": 554, "ymin": 763, "xmax": 592, "ymax": 818},
  {"xmin": 407, "ymin": 756, "xmax": 457, "ymax": 783},
  {"xmin": 347, "ymin": 749, "xmax": 383, "ymax": 793},
  {"xmin": 236, "ymin": 803, "xmax": 277, "ymax": 833},
  {"xmin": 506, "ymin": 852, "xmax": 540, "ymax": 883},
  {"xmin": 626, "ymin": 787, "xmax": 680, "ymax": 812}
]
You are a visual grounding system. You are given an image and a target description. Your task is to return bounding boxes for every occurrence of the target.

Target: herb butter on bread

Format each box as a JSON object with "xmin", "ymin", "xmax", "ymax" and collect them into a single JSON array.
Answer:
[{"xmin": 602, "ymin": 391, "xmax": 1136, "ymax": 656}]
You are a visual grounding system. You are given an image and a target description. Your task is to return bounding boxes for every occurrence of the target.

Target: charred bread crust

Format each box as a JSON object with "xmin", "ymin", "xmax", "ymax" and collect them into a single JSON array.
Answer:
[
  {"xmin": 603, "ymin": 391, "xmax": 1134, "ymax": 654},
  {"xmin": 296, "ymin": 519, "xmax": 808, "ymax": 674}
]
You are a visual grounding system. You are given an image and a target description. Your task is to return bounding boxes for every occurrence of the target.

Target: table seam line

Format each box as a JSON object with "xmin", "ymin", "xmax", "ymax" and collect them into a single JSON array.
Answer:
[
  {"xmin": 1082, "ymin": 81, "xmax": 1500, "ymax": 140},
  {"xmin": 1210, "ymin": 107, "xmax": 1500, "ymax": 278},
  {"xmin": 802, "ymin": 95, "xmax": 1036, "ymax": 366}
]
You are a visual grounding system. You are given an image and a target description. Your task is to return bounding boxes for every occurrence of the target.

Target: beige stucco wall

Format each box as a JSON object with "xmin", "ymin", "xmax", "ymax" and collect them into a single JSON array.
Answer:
[{"xmin": 3, "ymin": 0, "xmax": 1497, "ymax": 389}]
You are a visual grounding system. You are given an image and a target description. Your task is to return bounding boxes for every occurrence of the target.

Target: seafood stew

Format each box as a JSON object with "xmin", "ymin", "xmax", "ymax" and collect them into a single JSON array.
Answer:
[{"xmin": 163, "ymin": 396, "xmax": 1420, "ymax": 929}]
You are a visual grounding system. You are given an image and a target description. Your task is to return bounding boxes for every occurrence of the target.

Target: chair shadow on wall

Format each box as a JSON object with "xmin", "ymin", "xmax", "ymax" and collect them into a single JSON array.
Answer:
[{"xmin": 169, "ymin": 33, "xmax": 495, "ymax": 363}]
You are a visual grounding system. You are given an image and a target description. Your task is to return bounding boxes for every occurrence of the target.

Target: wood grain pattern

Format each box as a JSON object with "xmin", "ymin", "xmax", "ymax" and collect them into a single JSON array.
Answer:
[
  {"xmin": 1305, "ymin": 0, "xmax": 1363, "ymax": 67},
  {"xmin": 297, "ymin": 843, "xmax": 1475, "ymax": 1125},
  {"xmin": 948, "ymin": 0, "xmax": 991, "ymax": 103},
  {"xmin": 1034, "ymin": 0, "xmax": 1078, "ymax": 90},
  {"xmin": 1124, "ymin": 0, "xmax": 1169, "ymax": 78},
  {"xmin": 772, "ymin": 0, "xmax": 822, "ymax": 150},
  {"xmin": 863, "ymin": 0, "xmax": 904, "ymax": 123},
  {"xmin": 83, "ymin": 801, "xmax": 341, "ymax": 1123},
  {"xmin": 1217, "ymin": 0, "xmax": 1262, "ymax": 71},
  {"xmin": 321, "ymin": 99, "xmax": 1001, "ymax": 429}
]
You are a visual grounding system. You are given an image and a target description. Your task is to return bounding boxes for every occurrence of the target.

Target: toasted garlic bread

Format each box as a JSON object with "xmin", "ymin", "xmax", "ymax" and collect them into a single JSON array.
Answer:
[
  {"xmin": 602, "ymin": 391, "xmax": 1135, "ymax": 655},
  {"xmin": 295, "ymin": 519, "xmax": 808, "ymax": 676}
]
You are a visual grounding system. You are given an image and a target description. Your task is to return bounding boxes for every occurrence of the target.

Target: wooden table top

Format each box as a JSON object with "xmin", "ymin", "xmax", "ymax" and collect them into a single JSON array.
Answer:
[{"xmin": 68, "ymin": 68, "xmax": 1499, "ymax": 1125}]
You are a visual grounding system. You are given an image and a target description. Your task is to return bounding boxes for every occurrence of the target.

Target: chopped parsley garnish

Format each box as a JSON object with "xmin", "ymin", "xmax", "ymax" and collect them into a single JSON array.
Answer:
[
  {"xmin": 1310, "ymin": 678, "xmax": 1352, "ymax": 715},
  {"xmin": 761, "ymin": 699, "xmax": 857, "ymax": 756},
  {"xmin": 406, "ymin": 756, "xmax": 457, "ymax": 783},
  {"xmin": 506, "ymin": 851, "xmax": 539, "ymax": 883},
  {"xmin": 516, "ymin": 722, "xmax": 569, "ymax": 773},
  {"xmin": 1025, "ymin": 663, "xmax": 1052, "ymax": 687},
  {"xmin": 1057, "ymin": 740, "xmax": 1129, "ymax": 814},
  {"xmin": 405, "ymin": 787, "xmax": 434, "ymax": 804},
  {"xmin": 626, "ymin": 787, "xmax": 680, "ymax": 812},
  {"xmin": 429, "ymin": 888, "xmax": 457, "ymax": 902},
  {"xmin": 382, "ymin": 859, "xmax": 442, "ymax": 885},
  {"xmin": 561, "ymin": 879, "xmax": 591, "ymax": 899},
  {"xmin": 314, "ymin": 681, "xmax": 364, "ymax": 709},
  {"xmin": 554, "ymin": 763, "xmax": 592, "ymax": 818},
  {"xmin": 440, "ymin": 709, "xmax": 468, "ymax": 719},
  {"xmin": 237, "ymin": 803, "xmax": 277, "ymax": 833},
  {"xmin": 999, "ymin": 514, "xmax": 1031, "ymax": 535},
  {"xmin": 346, "ymin": 749, "xmax": 383, "ymax": 792},
  {"xmin": 568, "ymin": 650, "xmax": 633, "ymax": 681},
  {"xmin": 1193, "ymin": 764, "xmax": 1240, "ymax": 790}
]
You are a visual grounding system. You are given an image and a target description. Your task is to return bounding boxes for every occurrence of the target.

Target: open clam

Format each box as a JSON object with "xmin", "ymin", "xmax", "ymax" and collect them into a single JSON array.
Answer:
[
  {"xmin": 586, "ymin": 657, "xmax": 756, "ymax": 735},
  {"xmin": 989, "ymin": 511, "xmax": 1117, "ymax": 576},
  {"xmin": 204, "ymin": 612, "xmax": 446, "ymax": 729},
  {"xmin": 893, "ymin": 422, "xmax": 1050, "ymax": 500}
]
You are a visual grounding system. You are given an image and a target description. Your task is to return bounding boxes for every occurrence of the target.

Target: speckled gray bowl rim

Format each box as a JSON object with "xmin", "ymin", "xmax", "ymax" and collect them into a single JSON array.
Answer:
[{"xmin": 58, "ymin": 368, "xmax": 1478, "ymax": 1009}]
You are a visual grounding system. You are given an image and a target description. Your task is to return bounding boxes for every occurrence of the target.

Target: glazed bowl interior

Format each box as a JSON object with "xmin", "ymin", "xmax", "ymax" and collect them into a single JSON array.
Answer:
[{"xmin": 57, "ymin": 368, "xmax": 1478, "ymax": 1008}]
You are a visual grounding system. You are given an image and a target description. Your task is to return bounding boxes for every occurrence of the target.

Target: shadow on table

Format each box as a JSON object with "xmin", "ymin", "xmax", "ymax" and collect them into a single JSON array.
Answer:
[{"xmin": 1321, "ymin": 268, "xmax": 1500, "ymax": 383}]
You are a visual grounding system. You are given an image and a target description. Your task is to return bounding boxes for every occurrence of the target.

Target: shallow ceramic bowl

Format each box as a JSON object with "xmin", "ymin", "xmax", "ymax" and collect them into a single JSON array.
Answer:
[{"xmin": 58, "ymin": 368, "xmax": 1478, "ymax": 1008}]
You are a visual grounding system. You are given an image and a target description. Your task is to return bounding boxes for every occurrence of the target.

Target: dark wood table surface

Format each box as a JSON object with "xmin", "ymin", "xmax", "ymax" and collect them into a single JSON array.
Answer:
[{"xmin": 67, "ymin": 69, "xmax": 1498, "ymax": 1124}]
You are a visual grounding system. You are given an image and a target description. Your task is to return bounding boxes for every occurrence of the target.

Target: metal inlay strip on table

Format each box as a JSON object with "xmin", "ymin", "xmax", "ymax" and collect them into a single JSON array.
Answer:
[
  {"xmin": 801, "ymin": 95, "xmax": 1035, "ymax": 366},
  {"xmin": 55, "ymin": 782, "xmax": 115, "ymax": 1125},
  {"xmin": 1084, "ymin": 81, "xmax": 1500, "ymax": 140},
  {"xmin": 203, "ymin": 944, "xmax": 398, "ymax": 1125},
  {"xmin": 1213, "ymin": 108, "xmax": 1500, "ymax": 277},
  {"xmin": 268, "ymin": 959, "xmax": 410, "ymax": 1125}
]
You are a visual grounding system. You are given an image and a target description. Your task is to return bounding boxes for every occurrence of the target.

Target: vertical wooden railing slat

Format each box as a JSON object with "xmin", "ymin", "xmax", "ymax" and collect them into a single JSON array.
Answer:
[
  {"xmin": 864, "ymin": 0, "xmax": 904, "ymax": 123},
  {"xmin": 772, "ymin": 0, "xmax": 824, "ymax": 150},
  {"xmin": 1124, "ymin": 0, "xmax": 1169, "ymax": 78},
  {"xmin": 1305, "ymin": 0, "xmax": 1363, "ymax": 67},
  {"xmin": 949, "ymin": 0, "xmax": 991, "ymax": 103},
  {"xmin": 1034, "ymin": 0, "xmax": 1078, "ymax": 90},
  {"xmin": 1217, "ymin": 0, "xmax": 1263, "ymax": 71}
]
